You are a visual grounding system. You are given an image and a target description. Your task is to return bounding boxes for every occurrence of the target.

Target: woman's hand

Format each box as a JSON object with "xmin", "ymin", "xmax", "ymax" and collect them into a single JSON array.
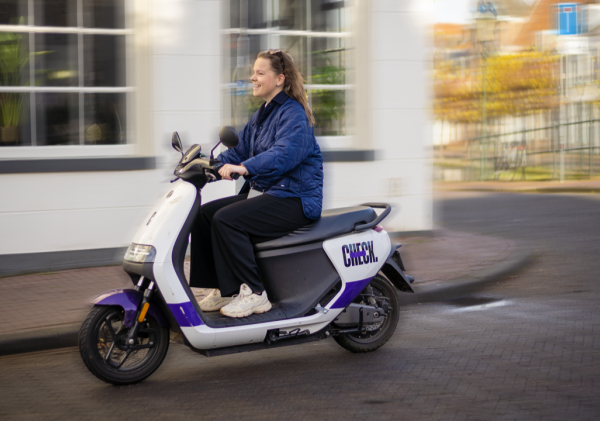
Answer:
[{"xmin": 218, "ymin": 164, "xmax": 248, "ymax": 180}]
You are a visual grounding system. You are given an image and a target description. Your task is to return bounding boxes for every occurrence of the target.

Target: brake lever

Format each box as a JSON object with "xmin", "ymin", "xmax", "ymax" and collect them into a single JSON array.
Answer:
[{"xmin": 170, "ymin": 177, "xmax": 179, "ymax": 183}]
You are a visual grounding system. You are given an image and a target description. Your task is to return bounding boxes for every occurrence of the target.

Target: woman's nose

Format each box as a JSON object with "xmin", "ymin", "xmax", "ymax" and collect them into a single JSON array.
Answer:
[{"xmin": 251, "ymin": 74, "xmax": 257, "ymax": 82}]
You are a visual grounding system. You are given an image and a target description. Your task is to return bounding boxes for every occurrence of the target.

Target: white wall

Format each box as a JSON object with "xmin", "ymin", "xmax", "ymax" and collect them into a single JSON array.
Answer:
[{"xmin": 323, "ymin": 0, "xmax": 432, "ymax": 232}]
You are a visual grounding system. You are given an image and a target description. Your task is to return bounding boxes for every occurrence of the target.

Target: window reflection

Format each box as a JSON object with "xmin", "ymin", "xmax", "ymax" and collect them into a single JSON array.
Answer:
[
  {"xmin": 0, "ymin": 32, "xmax": 29, "ymax": 86},
  {"xmin": 83, "ymin": 0, "xmax": 125, "ymax": 29},
  {"xmin": 84, "ymin": 93, "xmax": 126, "ymax": 145},
  {"xmin": 35, "ymin": 93, "xmax": 79, "ymax": 145},
  {"xmin": 33, "ymin": 0, "xmax": 77, "ymax": 27},
  {"xmin": 0, "ymin": 0, "xmax": 28, "ymax": 25},
  {"xmin": 84, "ymin": 35, "xmax": 125, "ymax": 87},
  {"xmin": 311, "ymin": 89, "xmax": 345, "ymax": 136},
  {"xmin": 311, "ymin": 38, "xmax": 345, "ymax": 84},
  {"xmin": 35, "ymin": 33, "xmax": 78, "ymax": 87},
  {"xmin": 311, "ymin": 0, "xmax": 346, "ymax": 32}
]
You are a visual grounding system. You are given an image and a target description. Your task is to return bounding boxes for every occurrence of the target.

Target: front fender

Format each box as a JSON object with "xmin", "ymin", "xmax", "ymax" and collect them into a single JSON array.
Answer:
[
  {"xmin": 92, "ymin": 289, "xmax": 169, "ymax": 328},
  {"xmin": 380, "ymin": 244, "xmax": 414, "ymax": 293}
]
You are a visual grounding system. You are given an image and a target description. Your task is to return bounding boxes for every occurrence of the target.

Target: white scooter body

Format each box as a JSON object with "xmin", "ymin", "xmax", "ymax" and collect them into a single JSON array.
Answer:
[{"xmin": 131, "ymin": 179, "xmax": 392, "ymax": 350}]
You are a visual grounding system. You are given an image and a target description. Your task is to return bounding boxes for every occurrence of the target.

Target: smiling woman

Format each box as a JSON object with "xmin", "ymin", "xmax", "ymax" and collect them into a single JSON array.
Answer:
[{"xmin": 251, "ymin": 55, "xmax": 284, "ymax": 103}]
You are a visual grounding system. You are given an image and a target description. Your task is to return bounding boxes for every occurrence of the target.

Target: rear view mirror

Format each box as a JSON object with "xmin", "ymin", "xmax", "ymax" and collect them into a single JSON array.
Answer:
[
  {"xmin": 172, "ymin": 132, "xmax": 183, "ymax": 155},
  {"xmin": 219, "ymin": 126, "xmax": 239, "ymax": 149}
]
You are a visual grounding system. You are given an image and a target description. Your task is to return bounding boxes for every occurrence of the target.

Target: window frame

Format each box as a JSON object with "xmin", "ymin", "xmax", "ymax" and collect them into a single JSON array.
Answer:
[
  {"xmin": 0, "ymin": 1, "xmax": 136, "ymax": 161},
  {"xmin": 224, "ymin": 0, "xmax": 357, "ymax": 150}
]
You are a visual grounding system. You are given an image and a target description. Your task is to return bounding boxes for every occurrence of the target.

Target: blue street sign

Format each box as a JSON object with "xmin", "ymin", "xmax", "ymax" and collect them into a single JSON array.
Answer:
[
  {"xmin": 557, "ymin": 3, "xmax": 579, "ymax": 35},
  {"xmin": 478, "ymin": 2, "xmax": 497, "ymax": 17}
]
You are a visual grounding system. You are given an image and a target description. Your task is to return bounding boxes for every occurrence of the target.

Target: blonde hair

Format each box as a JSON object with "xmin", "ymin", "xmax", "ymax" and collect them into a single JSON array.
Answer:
[{"xmin": 257, "ymin": 50, "xmax": 315, "ymax": 127}]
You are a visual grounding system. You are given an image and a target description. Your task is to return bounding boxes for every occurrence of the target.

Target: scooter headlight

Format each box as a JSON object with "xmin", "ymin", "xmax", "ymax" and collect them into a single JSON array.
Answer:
[{"xmin": 124, "ymin": 244, "xmax": 156, "ymax": 263}]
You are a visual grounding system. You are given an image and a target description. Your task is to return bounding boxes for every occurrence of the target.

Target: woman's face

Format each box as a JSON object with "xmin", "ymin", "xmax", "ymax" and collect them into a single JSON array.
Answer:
[{"xmin": 251, "ymin": 57, "xmax": 284, "ymax": 102}]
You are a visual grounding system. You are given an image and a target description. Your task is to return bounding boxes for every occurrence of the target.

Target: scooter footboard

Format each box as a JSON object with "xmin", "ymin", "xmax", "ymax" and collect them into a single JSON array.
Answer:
[{"xmin": 92, "ymin": 289, "xmax": 170, "ymax": 328}]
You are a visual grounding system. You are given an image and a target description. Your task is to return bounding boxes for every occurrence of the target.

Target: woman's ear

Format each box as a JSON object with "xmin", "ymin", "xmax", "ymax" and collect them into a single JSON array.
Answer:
[{"xmin": 277, "ymin": 73, "xmax": 285, "ymax": 87}]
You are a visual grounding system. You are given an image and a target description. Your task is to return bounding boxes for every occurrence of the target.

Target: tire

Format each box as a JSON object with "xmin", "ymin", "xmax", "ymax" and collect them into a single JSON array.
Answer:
[
  {"xmin": 333, "ymin": 274, "xmax": 400, "ymax": 353},
  {"xmin": 79, "ymin": 305, "xmax": 169, "ymax": 385}
]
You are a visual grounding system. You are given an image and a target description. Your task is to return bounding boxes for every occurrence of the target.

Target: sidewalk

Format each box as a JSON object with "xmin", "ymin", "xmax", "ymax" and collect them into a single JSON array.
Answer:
[
  {"xmin": 435, "ymin": 179, "xmax": 600, "ymax": 194},
  {"xmin": 0, "ymin": 229, "xmax": 531, "ymax": 356}
]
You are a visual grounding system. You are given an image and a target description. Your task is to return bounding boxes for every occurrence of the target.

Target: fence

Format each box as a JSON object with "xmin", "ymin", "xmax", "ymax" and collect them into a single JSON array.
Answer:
[{"xmin": 458, "ymin": 118, "xmax": 600, "ymax": 181}]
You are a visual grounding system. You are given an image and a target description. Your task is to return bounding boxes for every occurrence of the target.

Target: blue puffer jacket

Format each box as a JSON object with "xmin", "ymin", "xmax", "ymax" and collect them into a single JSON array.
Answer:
[{"xmin": 218, "ymin": 91, "xmax": 323, "ymax": 220}]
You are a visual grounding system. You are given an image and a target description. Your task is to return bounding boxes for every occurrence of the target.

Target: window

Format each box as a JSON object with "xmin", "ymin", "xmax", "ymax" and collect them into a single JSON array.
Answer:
[
  {"xmin": 0, "ymin": 0, "xmax": 130, "ymax": 151},
  {"xmin": 225, "ymin": 0, "xmax": 352, "ymax": 147}
]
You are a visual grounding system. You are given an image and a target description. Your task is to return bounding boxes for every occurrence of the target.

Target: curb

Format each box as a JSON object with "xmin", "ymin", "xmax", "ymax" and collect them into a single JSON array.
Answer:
[
  {"xmin": 435, "ymin": 187, "xmax": 600, "ymax": 194},
  {"xmin": 397, "ymin": 244, "xmax": 533, "ymax": 305},
  {"xmin": 0, "ymin": 325, "xmax": 80, "ymax": 357}
]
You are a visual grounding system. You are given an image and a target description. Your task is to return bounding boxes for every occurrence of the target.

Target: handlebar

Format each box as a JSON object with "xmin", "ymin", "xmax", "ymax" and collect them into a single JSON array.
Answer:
[
  {"xmin": 354, "ymin": 203, "xmax": 391, "ymax": 231},
  {"xmin": 231, "ymin": 172, "xmax": 240, "ymax": 180}
]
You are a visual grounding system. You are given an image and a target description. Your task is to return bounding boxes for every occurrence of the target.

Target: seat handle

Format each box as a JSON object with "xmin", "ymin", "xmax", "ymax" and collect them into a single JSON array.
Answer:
[{"xmin": 354, "ymin": 203, "xmax": 391, "ymax": 231}]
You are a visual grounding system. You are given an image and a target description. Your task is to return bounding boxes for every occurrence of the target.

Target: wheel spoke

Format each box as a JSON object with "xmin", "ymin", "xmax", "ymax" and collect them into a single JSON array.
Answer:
[
  {"xmin": 104, "ymin": 340, "xmax": 117, "ymax": 363},
  {"xmin": 113, "ymin": 349, "xmax": 134, "ymax": 369},
  {"xmin": 100, "ymin": 312, "xmax": 127, "ymax": 365}
]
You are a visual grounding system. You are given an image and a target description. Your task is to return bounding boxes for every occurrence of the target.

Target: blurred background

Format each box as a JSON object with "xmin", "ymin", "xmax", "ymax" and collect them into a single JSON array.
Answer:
[
  {"xmin": 2, "ymin": 0, "xmax": 596, "ymax": 275},
  {"xmin": 434, "ymin": 0, "xmax": 600, "ymax": 183}
]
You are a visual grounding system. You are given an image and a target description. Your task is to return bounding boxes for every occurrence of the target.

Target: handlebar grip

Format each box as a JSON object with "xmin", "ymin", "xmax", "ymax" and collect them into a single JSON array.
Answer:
[{"xmin": 231, "ymin": 172, "xmax": 240, "ymax": 180}]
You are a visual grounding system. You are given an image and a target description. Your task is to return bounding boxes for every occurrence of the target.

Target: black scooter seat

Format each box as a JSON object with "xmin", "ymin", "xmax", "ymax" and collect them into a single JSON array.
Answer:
[{"xmin": 255, "ymin": 206, "xmax": 377, "ymax": 251}]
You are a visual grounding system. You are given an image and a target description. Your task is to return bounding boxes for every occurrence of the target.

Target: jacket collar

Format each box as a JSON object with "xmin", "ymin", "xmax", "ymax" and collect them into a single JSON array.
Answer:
[
  {"xmin": 253, "ymin": 91, "xmax": 290, "ymax": 126},
  {"xmin": 271, "ymin": 90, "xmax": 289, "ymax": 105}
]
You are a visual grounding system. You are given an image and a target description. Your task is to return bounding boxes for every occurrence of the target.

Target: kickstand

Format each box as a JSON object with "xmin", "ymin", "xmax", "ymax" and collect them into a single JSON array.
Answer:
[{"xmin": 358, "ymin": 307, "xmax": 366, "ymax": 334}]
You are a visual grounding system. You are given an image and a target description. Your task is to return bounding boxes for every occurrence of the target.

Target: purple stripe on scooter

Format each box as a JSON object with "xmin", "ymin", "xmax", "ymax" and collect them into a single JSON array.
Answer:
[
  {"xmin": 92, "ymin": 289, "xmax": 169, "ymax": 328},
  {"xmin": 168, "ymin": 301, "xmax": 204, "ymax": 327},
  {"xmin": 350, "ymin": 250, "xmax": 366, "ymax": 259},
  {"xmin": 330, "ymin": 277, "xmax": 374, "ymax": 309}
]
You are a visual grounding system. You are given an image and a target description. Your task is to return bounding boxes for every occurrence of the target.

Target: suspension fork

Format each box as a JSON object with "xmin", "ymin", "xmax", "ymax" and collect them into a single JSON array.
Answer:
[{"xmin": 125, "ymin": 279, "xmax": 156, "ymax": 346}]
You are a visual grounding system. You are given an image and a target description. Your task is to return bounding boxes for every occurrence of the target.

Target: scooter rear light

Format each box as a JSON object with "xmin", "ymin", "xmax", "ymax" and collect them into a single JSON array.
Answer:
[
  {"xmin": 124, "ymin": 244, "xmax": 157, "ymax": 263},
  {"xmin": 373, "ymin": 225, "xmax": 384, "ymax": 232}
]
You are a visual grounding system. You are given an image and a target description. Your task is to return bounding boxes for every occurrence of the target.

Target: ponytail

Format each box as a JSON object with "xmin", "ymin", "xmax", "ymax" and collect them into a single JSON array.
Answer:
[{"xmin": 258, "ymin": 50, "xmax": 315, "ymax": 127}]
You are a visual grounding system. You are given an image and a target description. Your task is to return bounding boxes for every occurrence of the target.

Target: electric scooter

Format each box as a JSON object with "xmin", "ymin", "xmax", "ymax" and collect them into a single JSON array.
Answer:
[{"xmin": 79, "ymin": 127, "xmax": 415, "ymax": 385}]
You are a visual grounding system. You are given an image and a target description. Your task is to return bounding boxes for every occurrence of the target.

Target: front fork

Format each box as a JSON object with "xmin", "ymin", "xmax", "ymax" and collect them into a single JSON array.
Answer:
[{"xmin": 124, "ymin": 277, "xmax": 156, "ymax": 347}]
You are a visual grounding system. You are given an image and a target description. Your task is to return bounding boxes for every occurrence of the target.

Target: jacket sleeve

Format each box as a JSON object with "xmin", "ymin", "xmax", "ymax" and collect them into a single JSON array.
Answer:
[
  {"xmin": 217, "ymin": 124, "xmax": 251, "ymax": 165},
  {"xmin": 241, "ymin": 106, "xmax": 312, "ymax": 178}
]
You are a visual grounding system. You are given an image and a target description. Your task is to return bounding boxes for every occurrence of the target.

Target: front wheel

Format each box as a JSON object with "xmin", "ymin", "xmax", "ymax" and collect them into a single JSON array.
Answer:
[
  {"xmin": 333, "ymin": 274, "xmax": 400, "ymax": 353},
  {"xmin": 79, "ymin": 305, "xmax": 169, "ymax": 385}
]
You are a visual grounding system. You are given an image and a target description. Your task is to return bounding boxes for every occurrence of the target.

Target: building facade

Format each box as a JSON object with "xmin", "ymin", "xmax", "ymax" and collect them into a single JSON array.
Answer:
[{"xmin": 0, "ymin": 0, "xmax": 431, "ymax": 276}]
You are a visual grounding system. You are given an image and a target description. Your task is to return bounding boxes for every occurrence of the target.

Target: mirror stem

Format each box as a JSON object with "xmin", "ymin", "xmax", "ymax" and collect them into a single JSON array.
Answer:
[{"xmin": 210, "ymin": 141, "xmax": 222, "ymax": 163}]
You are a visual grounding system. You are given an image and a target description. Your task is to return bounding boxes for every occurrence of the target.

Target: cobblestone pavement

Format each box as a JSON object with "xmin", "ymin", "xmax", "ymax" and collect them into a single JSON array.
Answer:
[
  {"xmin": 0, "ymin": 269, "xmax": 596, "ymax": 420},
  {"xmin": 0, "ymin": 192, "xmax": 598, "ymax": 420}
]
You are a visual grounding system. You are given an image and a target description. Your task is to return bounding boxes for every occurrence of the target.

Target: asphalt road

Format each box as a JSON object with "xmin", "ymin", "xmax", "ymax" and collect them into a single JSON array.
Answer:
[{"xmin": 0, "ymin": 192, "xmax": 598, "ymax": 420}]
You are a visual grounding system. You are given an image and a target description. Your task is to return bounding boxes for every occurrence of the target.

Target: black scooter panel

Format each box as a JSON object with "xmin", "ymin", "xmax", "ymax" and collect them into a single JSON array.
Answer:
[
  {"xmin": 197, "ymin": 243, "xmax": 340, "ymax": 328},
  {"xmin": 256, "ymin": 242, "xmax": 340, "ymax": 319}
]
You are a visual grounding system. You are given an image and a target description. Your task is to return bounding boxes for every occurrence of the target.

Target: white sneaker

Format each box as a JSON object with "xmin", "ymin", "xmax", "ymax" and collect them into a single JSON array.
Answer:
[
  {"xmin": 198, "ymin": 289, "xmax": 232, "ymax": 312},
  {"xmin": 220, "ymin": 283, "xmax": 272, "ymax": 318}
]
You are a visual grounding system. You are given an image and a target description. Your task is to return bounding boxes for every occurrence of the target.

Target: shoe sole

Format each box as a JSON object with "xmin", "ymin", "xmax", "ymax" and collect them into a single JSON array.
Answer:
[{"xmin": 220, "ymin": 301, "xmax": 272, "ymax": 318}]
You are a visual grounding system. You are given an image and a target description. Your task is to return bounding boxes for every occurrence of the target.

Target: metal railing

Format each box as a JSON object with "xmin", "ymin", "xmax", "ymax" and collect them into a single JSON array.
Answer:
[{"xmin": 461, "ymin": 119, "xmax": 600, "ymax": 181}]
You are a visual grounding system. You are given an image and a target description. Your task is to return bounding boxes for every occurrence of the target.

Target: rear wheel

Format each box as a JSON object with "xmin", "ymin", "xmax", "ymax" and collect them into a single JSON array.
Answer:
[
  {"xmin": 79, "ymin": 305, "xmax": 169, "ymax": 385},
  {"xmin": 333, "ymin": 275, "xmax": 400, "ymax": 353}
]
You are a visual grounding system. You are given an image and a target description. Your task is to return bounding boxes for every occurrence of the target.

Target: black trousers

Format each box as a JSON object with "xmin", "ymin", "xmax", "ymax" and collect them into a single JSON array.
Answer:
[{"xmin": 189, "ymin": 193, "xmax": 312, "ymax": 297}]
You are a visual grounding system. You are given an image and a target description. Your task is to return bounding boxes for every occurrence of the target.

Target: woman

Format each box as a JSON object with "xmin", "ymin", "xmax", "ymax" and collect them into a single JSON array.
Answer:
[{"xmin": 189, "ymin": 50, "xmax": 323, "ymax": 318}]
